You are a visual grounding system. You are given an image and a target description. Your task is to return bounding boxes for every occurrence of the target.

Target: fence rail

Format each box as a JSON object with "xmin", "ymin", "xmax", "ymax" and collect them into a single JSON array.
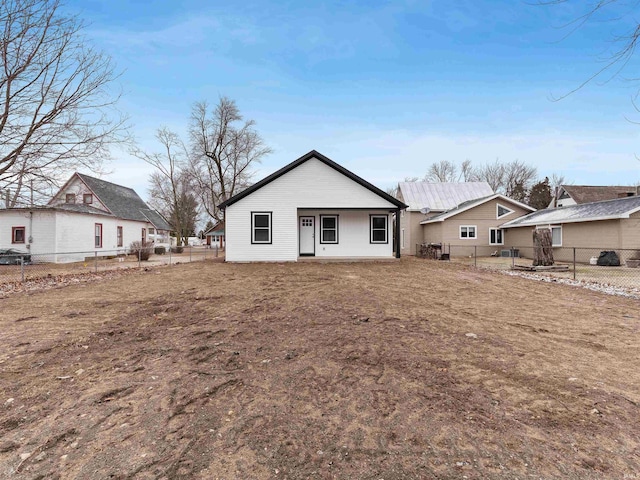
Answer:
[
  {"xmin": 0, "ymin": 245, "xmax": 224, "ymax": 284},
  {"xmin": 416, "ymin": 243, "xmax": 640, "ymax": 290}
]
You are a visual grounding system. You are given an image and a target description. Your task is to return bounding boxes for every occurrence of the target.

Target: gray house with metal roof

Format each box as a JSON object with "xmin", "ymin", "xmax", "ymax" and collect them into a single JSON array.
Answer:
[{"xmin": 0, "ymin": 173, "xmax": 171, "ymax": 263}]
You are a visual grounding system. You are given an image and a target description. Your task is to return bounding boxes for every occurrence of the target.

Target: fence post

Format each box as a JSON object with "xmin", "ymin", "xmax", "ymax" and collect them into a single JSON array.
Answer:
[
  {"xmin": 573, "ymin": 248, "xmax": 576, "ymax": 281},
  {"xmin": 138, "ymin": 248, "xmax": 141, "ymax": 268},
  {"xmin": 189, "ymin": 246, "xmax": 192, "ymax": 262},
  {"xmin": 511, "ymin": 248, "xmax": 515, "ymax": 268},
  {"xmin": 215, "ymin": 244, "xmax": 218, "ymax": 258},
  {"xmin": 20, "ymin": 257, "xmax": 25, "ymax": 283},
  {"xmin": 168, "ymin": 246, "xmax": 172, "ymax": 266},
  {"xmin": 474, "ymin": 246, "xmax": 477, "ymax": 268},
  {"xmin": 94, "ymin": 251, "xmax": 98, "ymax": 273}
]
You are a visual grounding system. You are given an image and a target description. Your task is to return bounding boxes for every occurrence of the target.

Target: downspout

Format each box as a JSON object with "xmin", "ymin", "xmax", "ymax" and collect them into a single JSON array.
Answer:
[
  {"xmin": 395, "ymin": 208, "xmax": 401, "ymax": 259},
  {"xmin": 27, "ymin": 211, "xmax": 33, "ymax": 251}
]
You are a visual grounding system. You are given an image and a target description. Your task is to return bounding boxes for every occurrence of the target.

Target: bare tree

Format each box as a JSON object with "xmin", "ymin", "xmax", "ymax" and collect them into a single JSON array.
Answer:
[
  {"xmin": 0, "ymin": 0, "xmax": 127, "ymax": 206},
  {"xmin": 424, "ymin": 160, "xmax": 459, "ymax": 182},
  {"xmin": 132, "ymin": 128, "xmax": 196, "ymax": 247},
  {"xmin": 536, "ymin": 1, "xmax": 640, "ymax": 99},
  {"xmin": 189, "ymin": 97, "xmax": 272, "ymax": 221},
  {"xmin": 502, "ymin": 160, "xmax": 537, "ymax": 201},
  {"xmin": 473, "ymin": 159, "xmax": 505, "ymax": 192}
]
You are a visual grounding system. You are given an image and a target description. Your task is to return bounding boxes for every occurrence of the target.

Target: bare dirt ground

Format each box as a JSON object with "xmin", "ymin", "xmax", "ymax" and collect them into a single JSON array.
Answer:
[{"xmin": 0, "ymin": 257, "xmax": 639, "ymax": 479}]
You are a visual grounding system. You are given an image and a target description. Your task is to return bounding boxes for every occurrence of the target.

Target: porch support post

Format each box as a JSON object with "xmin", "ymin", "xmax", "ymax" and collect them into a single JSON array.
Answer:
[{"xmin": 395, "ymin": 208, "xmax": 401, "ymax": 259}]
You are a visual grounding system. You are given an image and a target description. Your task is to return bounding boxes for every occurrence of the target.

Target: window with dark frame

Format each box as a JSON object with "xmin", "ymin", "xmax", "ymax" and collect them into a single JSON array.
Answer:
[
  {"xmin": 12, "ymin": 226, "xmax": 25, "ymax": 244},
  {"xmin": 490, "ymin": 228, "xmax": 504, "ymax": 245},
  {"xmin": 95, "ymin": 223, "xmax": 103, "ymax": 248},
  {"xmin": 320, "ymin": 215, "xmax": 338, "ymax": 243},
  {"xmin": 460, "ymin": 225, "xmax": 477, "ymax": 239},
  {"xmin": 252, "ymin": 212, "xmax": 272, "ymax": 244},
  {"xmin": 370, "ymin": 215, "xmax": 388, "ymax": 243},
  {"xmin": 117, "ymin": 226, "xmax": 123, "ymax": 247},
  {"xmin": 65, "ymin": 193, "xmax": 76, "ymax": 203},
  {"xmin": 83, "ymin": 193, "xmax": 93, "ymax": 204}
]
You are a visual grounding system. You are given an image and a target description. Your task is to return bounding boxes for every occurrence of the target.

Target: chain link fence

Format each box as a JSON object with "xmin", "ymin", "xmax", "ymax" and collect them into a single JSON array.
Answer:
[
  {"xmin": 0, "ymin": 245, "xmax": 224, "ymax": 284},
  {"xmin": 416, "ymin": 243, "xmax": 640, "ymax": 290}
]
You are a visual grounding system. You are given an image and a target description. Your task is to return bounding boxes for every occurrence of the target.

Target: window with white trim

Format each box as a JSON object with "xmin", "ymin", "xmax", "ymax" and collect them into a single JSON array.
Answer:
[
  {"xmin": 320, "ymin": 215, "xmax": 338, "ymax": 243},
  {"xmin": 497, "ymin": 203, "xmax": 514, "ymax": 219},
  {"xmin": 489, "ymin": 228, "xmax": 504, "ymax": 245},
  {"xmin": 551, "ymin": 226, "xmax": 562, "ymax": 246},
  {"xmin": 251, "ymin": 212, "xmax": 272, "ymax": 244},
  {"xmin": 370, "ymin": 215, "xmax": 388, "ymax": 243},
  {"xmin": 459, "ymin": 225, "xmax": 477, "ymax": 239},
  {"xmin": 95, "ymin": 223, "xmax": 103, "ymax": 248}
]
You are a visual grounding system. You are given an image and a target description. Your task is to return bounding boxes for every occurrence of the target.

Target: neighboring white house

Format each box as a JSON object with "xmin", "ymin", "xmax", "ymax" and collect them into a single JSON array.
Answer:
[
  {"xmin": 0, "ymin": 173, "xmax": 171, "ymax": 263},
  {"xmin": 218, "ymin": 150, "xmax": 408, "ymax": 262}
]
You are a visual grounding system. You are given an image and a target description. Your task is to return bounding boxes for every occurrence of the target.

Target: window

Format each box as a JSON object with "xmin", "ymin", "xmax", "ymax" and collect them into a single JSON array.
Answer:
[
  {"xmin": 536, "ymin": 225, "xmax": 562, "ymax": 247},
  {"xmin": 95, "ymin": 223, "xmax": 103, "ymax": 248},
  {"xmin": 489, "ymin": 228, "xmax": 504, "ymax": 245},
  {"xmin": 83, "ymin": 193, "xmax": 93, "ymax": 204},
  {"xmin": 370, "ymin": 215, "xmax": 388, "ymax": 243},
  {"xmin": 12, "ymin": 226, "xmax": 25, "ymax": 244},
  {"xmin": 551, "ymin": 226, "xmax": 562, "ymax": 247},
  {"xmin": 496, "ymin": 204, "xmax": 514, "ymax": 219},
  {"xmin": 65, "ymin": 193, "xmax": 76, "ymax": 203},
  {"xmin": 117, "ymin": 226, "xmax": 123, "ymax": 247},
  {"xmin": 320, "ymin": 215, "xmax": 338, "ymax": 243},
  {"xmin": 251, "ymin": 212, "xmax": 272, "ymax": 244},
  {"xmin": 148, "ymin": 227, "xmax": 155, "ymax": 235},
  {"xmin": 459, "ymin": 225, "xmax": 477, "ymax": 239}
]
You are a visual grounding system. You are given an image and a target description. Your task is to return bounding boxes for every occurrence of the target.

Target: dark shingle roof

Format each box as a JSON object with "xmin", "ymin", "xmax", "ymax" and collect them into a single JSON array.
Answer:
[
  {"xmin": 76, "ymin": 173, "xmax": 171, "ymax": 230},
  {"xmin": 502, "ymin": 194, "xmax": 640, "ymax": 227},
  {"xmin": 561, "ymin": 185, "xmax": 638, "ymax": 204}
]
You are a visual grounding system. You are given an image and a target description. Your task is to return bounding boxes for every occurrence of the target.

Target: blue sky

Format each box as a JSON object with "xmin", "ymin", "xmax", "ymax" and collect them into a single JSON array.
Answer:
[{"xmin": 64, "ymin": 0, "xmax": 640, "ymax": 201}]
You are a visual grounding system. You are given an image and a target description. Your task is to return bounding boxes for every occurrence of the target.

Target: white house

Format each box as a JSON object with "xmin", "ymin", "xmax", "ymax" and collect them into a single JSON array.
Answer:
[
  {"xmin": 218, "ymin": 150, "xmax": 408, "ymax": 262},
  {"xmin": 0, "ymin": 173, "xmax": 171, "ymax": 263}
]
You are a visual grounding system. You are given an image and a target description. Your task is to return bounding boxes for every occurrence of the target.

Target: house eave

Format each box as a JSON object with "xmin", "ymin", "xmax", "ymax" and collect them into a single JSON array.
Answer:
[{"xmin": 218, "ymin": 150, "xmax": 408, "ymax": 210}]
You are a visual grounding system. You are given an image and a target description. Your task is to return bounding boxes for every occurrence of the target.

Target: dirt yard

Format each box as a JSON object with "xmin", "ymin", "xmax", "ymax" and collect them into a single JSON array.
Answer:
[{"xmin": 0, "ymin": 257, "xmax": 638, "ymax": 479}]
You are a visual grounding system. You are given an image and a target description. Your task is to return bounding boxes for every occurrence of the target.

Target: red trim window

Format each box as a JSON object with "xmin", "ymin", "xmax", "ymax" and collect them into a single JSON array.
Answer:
[
  {"xmin": 117, "ymin": 226, "xmax": 123, "ymax": 247},
  {"xmin": 83, "ymin": 193, "xmax": 93, "ymax": 204},
  {"xmin": 12, "ymin": 226, "xmax": 26, "ymax": 244},
  {"xmin": 95, "ymin": 223, "xmax": 103, "ymax": 248},
  {"xmin": 65, "ymin": 193, "xmax": 76, "ymax": 203}
]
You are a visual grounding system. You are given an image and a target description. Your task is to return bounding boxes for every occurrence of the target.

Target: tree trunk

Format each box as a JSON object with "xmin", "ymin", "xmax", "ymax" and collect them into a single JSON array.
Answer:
[{"xmin": 533, "ymin": 228, "xmax": 554, "ymax": 266}]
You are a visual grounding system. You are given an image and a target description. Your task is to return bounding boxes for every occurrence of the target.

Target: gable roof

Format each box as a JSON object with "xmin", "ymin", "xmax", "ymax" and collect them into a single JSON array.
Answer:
[
  {"xmin": 217, "ymin": 150, "xmax": 407, "ymax": 210},
  {"xmin": 204, "ymin": 221, "xmax": 224, "ymax": 236},
  {"xmin": 501, "ymin": 194, "xmax": 640, "ymax": 228},
  {"xmin": 420, "ymin": 194, "xmax": 535, "ymax": 224},
  {"xmin": 398, "ymin": 181, "xmax": 494, "ymax": 212},
  {"xmin": 559, "ymin": 185, "xmax": 639, "ymax": 204},
  {"xmin": 50, "ymin": 173, "xmax": 172, "ymax": 230}
]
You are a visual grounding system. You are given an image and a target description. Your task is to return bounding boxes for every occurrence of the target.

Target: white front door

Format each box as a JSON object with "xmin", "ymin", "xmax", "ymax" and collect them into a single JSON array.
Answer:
[{"xmin": 299, "ymin": 217, "xmax": 315, "ymax": 256}]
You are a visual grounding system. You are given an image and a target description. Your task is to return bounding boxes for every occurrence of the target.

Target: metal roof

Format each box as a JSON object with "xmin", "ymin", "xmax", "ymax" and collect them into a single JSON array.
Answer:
[
  {"xmin": 501, "ymin": 194, "xmax": 640, "ymax": 228},
  {"xmin": 398, "ymin": 181, "xmax": 494, "ymax": 211}
]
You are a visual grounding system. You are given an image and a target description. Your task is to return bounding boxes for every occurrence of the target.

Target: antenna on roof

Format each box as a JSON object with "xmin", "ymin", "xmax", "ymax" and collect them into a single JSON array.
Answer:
[{"xmin": 420, "ymin": 207, "xmax": 430, "ymax": 215}]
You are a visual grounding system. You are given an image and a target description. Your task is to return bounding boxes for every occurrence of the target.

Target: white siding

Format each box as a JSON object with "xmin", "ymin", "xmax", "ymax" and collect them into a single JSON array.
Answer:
[
  {"xmin": 300, "ymin": 210, "xmax": 393, "ymax": 257},
  {"xmin": 1, "ymin": 209, "xmax": 154, "ymax": 263},
  {"xmin": 54, "ymin": 212, "xmax": 148, "ymax": 262},
  {"xmin": 0, "ymin": 210, "xmax": 56, "ymax": 260},
  {"xmin": 225, "ymin": 157, "xmax": 398, "ymax": 262},
  {"xmin": 51, "ymin": 176, "xmax": 109, "ymax": 212}
]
